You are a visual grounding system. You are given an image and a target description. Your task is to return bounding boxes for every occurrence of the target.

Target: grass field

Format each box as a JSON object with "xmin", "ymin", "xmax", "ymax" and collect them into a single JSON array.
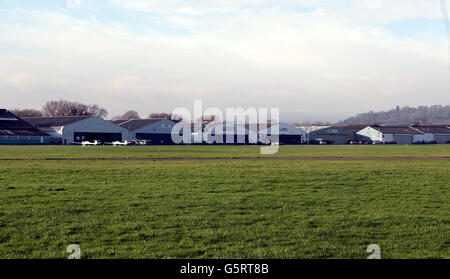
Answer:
[
  {"xmin": 0, "ymin": 144, "xmax": 449, "ymax": 160},
  {"xmin": 0, "ymin": 145, "xmax": 449, "ymax": 258}
]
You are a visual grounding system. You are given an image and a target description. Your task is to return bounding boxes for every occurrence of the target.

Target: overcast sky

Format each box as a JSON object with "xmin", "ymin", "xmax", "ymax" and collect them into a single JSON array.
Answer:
[{"xmin": 1, "ymin": 0, "xmax": 449, "ymax": 122}]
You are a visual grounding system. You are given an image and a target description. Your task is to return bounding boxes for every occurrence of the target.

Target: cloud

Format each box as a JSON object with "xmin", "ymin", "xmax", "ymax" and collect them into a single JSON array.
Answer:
[
  {"xmin": 66, "ymin": 0, "xmax": 82, "ymax": 9},
  {"xmin": 110, "ymin": 0, "xmax": 444, "ymax": 22},
  {"xmin": 0, "ymin": 1, "xmax": 448, "ymax": 120}
]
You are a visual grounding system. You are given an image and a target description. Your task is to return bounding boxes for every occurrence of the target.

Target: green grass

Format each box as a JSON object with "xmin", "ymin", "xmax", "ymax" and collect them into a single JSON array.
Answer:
[
  {"xmin": 0, "ymin": 144, "xmax": 449, "ymax": 159},
  {"xmin": 0, "ymin": 146, "xmax": 448, "ymax": 259}
]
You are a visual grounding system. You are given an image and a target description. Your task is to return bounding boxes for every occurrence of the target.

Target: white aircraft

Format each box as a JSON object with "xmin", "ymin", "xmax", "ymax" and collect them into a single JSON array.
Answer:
[
  {"xmin": 112, "ymin": 140, "xmax": 130, "ymax": 146},
  {"xmin": 81, "ymin": 140, "xmax": 99, "ymax": 146}
]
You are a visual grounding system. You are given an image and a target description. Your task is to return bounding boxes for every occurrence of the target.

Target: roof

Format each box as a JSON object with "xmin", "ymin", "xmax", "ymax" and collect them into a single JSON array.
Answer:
[
  {"xmin": 23, "ymin": 116, "xmax": 91, "ymax": 127},
  {"xmin": 297, "ymin": 126, "xmax": 331, "ymax": 133},
  {"xmin": 370, "ymin": 125, "xmax": 422, "ymax": 134},
  {"xmin": 335, "ymin": 124, "xmax": 370, "ymax": 133},
  {"xmin": 411, "ymin": 124, "xmax": 450, "ymax": 134},
  {"xmin": 257, "ymin": 123, "xmax": 306, "ymax": 134},
  {"xmin": 114, "ymin": 119, "xmax": 168, "ymax": 131},
  {"xmin": 204, "ymin": 122, "xmax": 249, "ymax": 134},
  {"xmin": 241, "ymin": 122, "xmax": 277, "ymax": 132},
  {"xmin": 0, "ymin": 109, "xmax": 49, "ymax": 136},
  {"xmin": 111, "ymin": 119, "xmax": 128, "ymax": 125}
]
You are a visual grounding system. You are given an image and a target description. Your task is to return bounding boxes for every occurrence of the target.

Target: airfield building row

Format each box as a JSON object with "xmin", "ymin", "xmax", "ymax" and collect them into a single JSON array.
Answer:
[{"xmin": 1, "ymin": 109, "xmax": 449, "ymax": 145}]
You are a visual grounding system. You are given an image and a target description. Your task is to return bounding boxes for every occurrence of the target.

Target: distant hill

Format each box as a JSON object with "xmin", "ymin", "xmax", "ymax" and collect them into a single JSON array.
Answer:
[{"xmin": 337, "ymin": 105, "xmax": 450, "ymax": 125}]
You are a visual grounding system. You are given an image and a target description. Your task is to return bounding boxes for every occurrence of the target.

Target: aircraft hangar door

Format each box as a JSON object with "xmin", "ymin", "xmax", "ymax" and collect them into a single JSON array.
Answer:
[{"xmin": 393, "ymin": 134, "xmax": 412, "ymax": 144}]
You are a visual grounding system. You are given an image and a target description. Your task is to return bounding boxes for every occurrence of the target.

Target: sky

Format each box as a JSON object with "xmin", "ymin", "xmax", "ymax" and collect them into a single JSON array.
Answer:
[{"xmin": 1, "ymin": 0, "xmax": 449, "ymax": 122}]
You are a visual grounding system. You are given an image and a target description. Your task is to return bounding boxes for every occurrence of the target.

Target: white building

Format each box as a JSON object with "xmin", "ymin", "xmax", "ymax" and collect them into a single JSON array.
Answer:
[
  {"xmin": 203, "ymin": 122, "xmax": 253, "ymax": 144},
  {"xmin": 357, "ymin": 125, "xmax": 422, "ymax": 144},
  {"xmin": 112, "ymin": 119, "xmax": 177, "ymax": 145},
  {"xmin": 24, "ymin": 116, "xmax": 128, "ymax": 145},
  {"xmin": 180, "ymin": 122, "xmax": 307, "ymax": 145},
  {"xmin": 410, "ymin": 125, "xmax": 450, "ymax": 143},
  {"xmin": 297, "ymin": 125, "xmax": 331, "ymax": 143}
]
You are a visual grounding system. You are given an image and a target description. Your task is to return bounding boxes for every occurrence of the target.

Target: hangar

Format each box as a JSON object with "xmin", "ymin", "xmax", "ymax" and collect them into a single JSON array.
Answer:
[
  {"xmin": 334, "ymin": 124, "xmax": 370, "ymax": 142},
  {"xmin": 306, "ymin": 126, "xmax": 355, "ymax": 144},
  {"xmin": 203, "ymin": 122, "xmax": 252, "ymax": 144},
  {"xmin": 24, "ymin": 116, "xmax": 128, "ymax": 145},
  {"xmin": 164, "ymin": 122, "xmax": 250, "ymax": 145},
  {"xmin": 258, "ymin": 123, "xmax": 306, "ymax": 144},
  {"xmin": 0, "ymin": 109, "xmax": 50, "ymax": 145},
  {"xmin": 113, "ymin": 119, "xmax": 177, "ymax": 145},
  {"xmin": 410, "ymin": 125, "xmax": 450, "ymax": 143}
]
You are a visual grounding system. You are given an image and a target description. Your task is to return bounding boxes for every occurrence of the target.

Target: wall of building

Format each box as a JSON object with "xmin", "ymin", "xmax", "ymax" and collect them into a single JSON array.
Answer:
[
  {"xmin": 203, "ymin": 122, "xmax": 250, "ymax": 144},
  {"xmin": 130, "ymin": 119, "xmax": 176, "ymax": 138},
  {"xmin": 128, "ymin": 119, "xmax": 177, "ymax": 144},
  {"xmin": 424, "ymin": 133, "xmax": 435, "ymax": 142},
  {"xmin": 259, "ymin": 123, "xmax": 306, "ymax": 144},
  {"xmin": 61, "ymin": 117, "xmax": 128, "ymax": 144},
  {"xmin": 393, "ymin": 134, "xmax": 413, "ymax": 144},
  {"xmin": 309, "ymin": 127, "xmax": 354, "ymax": 144},
  {"xmin": 412, "ymin": 133, "xmax": 434, "ymax": 143},
  {"xmin": 34, "ymin": 127, "xmax": 63, "ymax": 144},
  {"xmin": 434, "ymin": 134, "xmax": 450, "ymax": 143},
  {"xmin": 0, "ymin": 135, "xmax": 50, "ymax": 145},
  {"xmin": 380, "ymin": 133, "xmax": 393, "ymax": 142}
]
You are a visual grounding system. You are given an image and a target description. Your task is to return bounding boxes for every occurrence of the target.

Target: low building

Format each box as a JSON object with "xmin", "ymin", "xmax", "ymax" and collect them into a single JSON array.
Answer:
[
  {"xmin": 203, "ymin": 122, "xmax": 252, "ymax": 144},
  {"xmin": 25, "ymin": 116, "xmax": 128, "ymax": 145},
  {"xmin": 410, "ymin": 124, "xmax": 450, "ymax": 143},
  {"xmin": 174, "ymin": 122, "xmax": 304, "ymax": 145},
  {"xmin": 334, "ymin": 124, "xmax": 371, "ymax": 142},
  {"xmin": 0, "ymin": 109, "xmax": 50, "ymax": 145},
  {"xmin": 164, "ymin": 122, "xmax": 249, "ymax": 145},
  {"xmin": 296, "ymin": 126, "xmax": 330, "ymax": 143},
  {"xmin": 113, "ymin": 119, "xmax": 177, "ymax": 145},
  {"xmin": 357, "ymin": 125, "xmax": 422, "ymax": 144},
  {"xmin": 305, "ymin": 126, "xmax": 355, "ymax": 144},
  {"xmin": 258, "ymin": 123, "xmax": 306, "ymax": 144}
]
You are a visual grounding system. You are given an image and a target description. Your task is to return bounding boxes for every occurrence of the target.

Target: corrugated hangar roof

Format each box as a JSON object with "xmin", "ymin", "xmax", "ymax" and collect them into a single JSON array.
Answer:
[
  {"xmin": 411, "ymin": 125, "xmax": 450, "ymax": 134},
  {"xmin": 0, "ymin": 109, "xmax": 49, "ymax": 136},
  {"xmin": 335, "ymin": 124, "xmax": 370, "ymax": 133},
  {"xmin": 23, "ymin": 116, "xmax": 91, "ymax": 127},
  {"xmin": 114, "ymin": 119, "xmax": 167, "ymax": 131},
  {"xmin": 370, "ymin": 124, "xmax": 422, "ymax": 134}
]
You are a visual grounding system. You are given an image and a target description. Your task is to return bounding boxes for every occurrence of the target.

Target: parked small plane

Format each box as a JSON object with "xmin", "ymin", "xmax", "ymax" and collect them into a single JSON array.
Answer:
[
  {"xmin": 110, "ymin": 140, "xmax": 146, "ymax": 146},
  {"xmin": 112, "ymin": 140, "xmax": 130, "ymax": 146},
  {"xmin": 81, "ymin": 140, "xmax": 99, "ymax": 146}
]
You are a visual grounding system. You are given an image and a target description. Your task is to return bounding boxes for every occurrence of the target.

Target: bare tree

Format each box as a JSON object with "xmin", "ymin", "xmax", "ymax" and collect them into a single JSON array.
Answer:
[
  {"xmin": 87, "ymin": 104, "xmax": 108, "ymax": 118},
  {"xmin": 42, "ymin": 100, "xmax": 63, "ymax": 116},
  {"xmin": 112, "ymin": 110, "xmax": 141, "ymax": 120},
  {"xmin": 148, "ymin": 113, "xmax": 173, "ymax": 119},
  {"xmin": 294, "ymin": 121, "xmax": 311, "ymax": 126},
  {"xmin": 42, "ymin": 100, "xmax": 108, "ymax": 118},
  {"xmin": 148, "ymin": 113, "xmax": 183, "ymax": 121},
  {"xmin": 310, "ymin": 121, "xmax": 331, "ymax": 126},
  {"xmin": 10, "ymin": 109, "xmax": 43, "ymax": 117}
]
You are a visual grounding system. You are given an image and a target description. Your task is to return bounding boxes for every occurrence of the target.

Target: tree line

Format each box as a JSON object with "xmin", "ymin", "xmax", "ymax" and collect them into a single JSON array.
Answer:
[
  {"xmin": 337, "ymin": 105, "xmax": 450, "ymax": 125},
  {"xmin": 10, "ymin": 100, "xmax": 178, "ymax": 120},
  {"xmin": 11, "ymin": 102, "xmax": 450, "ymax": 124}
]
